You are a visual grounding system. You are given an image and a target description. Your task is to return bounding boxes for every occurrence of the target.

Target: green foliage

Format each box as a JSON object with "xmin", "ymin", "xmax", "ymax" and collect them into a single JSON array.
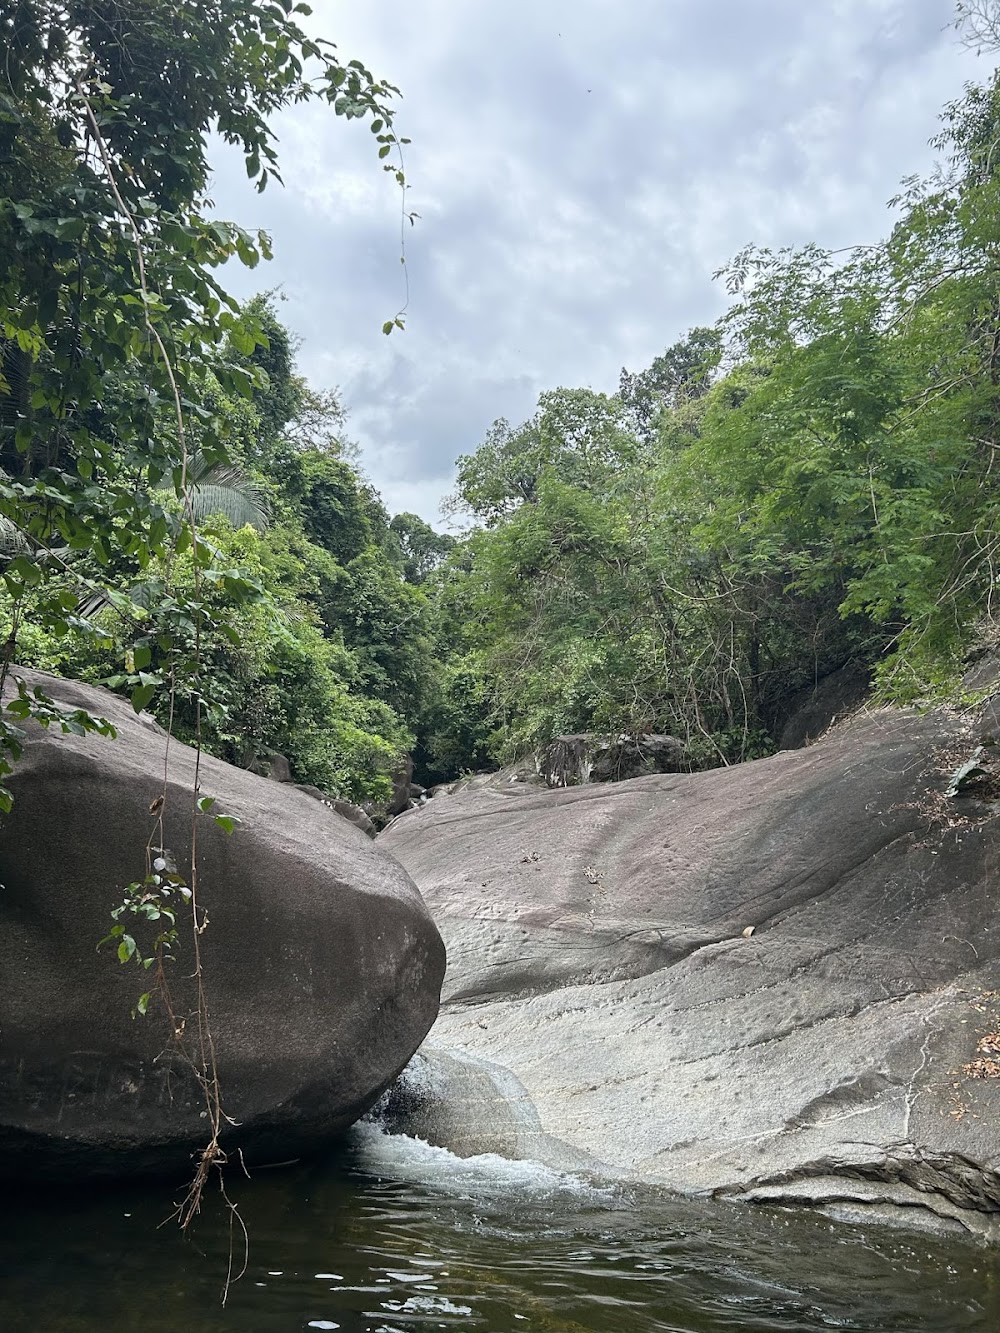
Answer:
[
  {"xmin": 294, "ymin": 450, "xmax": 374, "ymax": 562},
  {"xmin": 707, "ymin": 70, "xmax": 1000, "ymax": 688},
  {"xmin": 619, "ymin": 326, "xmax": 722, "ymax": 441},
  {"xmin": 9, "ymin": 0, "xmax": 1000, "ymax": 828},
  {"xmin": 389, "ymin": 511, "xmax": 456, "ymax": 584},
  {"xmin": 0, "ymin": 2, "xmax": 420, "ymax": 808},
  {"xmin": 443, "ymin": 61, "xmax": 1000, "ymax": 766},
  {"xmin": 100, "ymin": 865, "xmax": 190, "ymax": 975},
  {"xmin": 10, "ymin": 510, "xmax": 415, "ymax": 803},
  {"xmin": 184, "ymin": 451, "xmax": 271, "ymax": 533},
  {"xmin": 453, "ymin": 388, "xmax": 640, "ymax": 526}
]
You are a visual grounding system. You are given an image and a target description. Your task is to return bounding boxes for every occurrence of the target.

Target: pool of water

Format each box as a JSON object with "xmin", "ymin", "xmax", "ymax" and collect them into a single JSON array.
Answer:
[{"xmin": 1, "ymin": 1124, "xmax": 997, "ymax": 1332}]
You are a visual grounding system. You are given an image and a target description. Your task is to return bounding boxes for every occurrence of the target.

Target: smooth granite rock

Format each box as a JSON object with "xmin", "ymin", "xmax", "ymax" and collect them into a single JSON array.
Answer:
[
  {"xmin": 381, "ymin": 704, "xmax": 1000, "ymax": 1236},
  {"xmin": 0, "ymin": 668, "xmax": 445, "ymax": 1181}
]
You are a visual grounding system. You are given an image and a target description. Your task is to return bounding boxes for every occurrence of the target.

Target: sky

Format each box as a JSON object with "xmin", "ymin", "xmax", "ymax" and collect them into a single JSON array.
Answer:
[{"xmin": 207, "ymin": 0, "xmax": 987, "ymax": 526}]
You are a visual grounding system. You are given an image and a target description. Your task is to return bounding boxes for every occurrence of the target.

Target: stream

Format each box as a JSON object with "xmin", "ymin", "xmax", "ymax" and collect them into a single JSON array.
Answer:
[{"xmin": 1, "ymin": 1123, "xmax": 997, "ymax": 1332}]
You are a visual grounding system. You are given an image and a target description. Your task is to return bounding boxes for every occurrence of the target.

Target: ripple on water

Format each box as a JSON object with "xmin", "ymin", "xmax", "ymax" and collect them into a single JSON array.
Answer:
[{"xmin": 0, "ymin": 1125, "xmax": 996, "ymax": 1332}]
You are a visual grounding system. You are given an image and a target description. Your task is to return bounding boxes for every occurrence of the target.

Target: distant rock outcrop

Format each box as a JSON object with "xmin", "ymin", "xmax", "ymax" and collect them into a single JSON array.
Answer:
[
  {"xmin": 0, "ymin": 668, "xmax": 445, "ymax": 1182},
  {"xmin": 536, "ymin": 732, "xmax": 686, "ymax": 786},
  {"xmin": 382, "ymin": 702, "xmax": 1000, "ymax": 1237},
  {"xmin": 420, "ymin": 732, "xmax": 688, "ymax": 809}
]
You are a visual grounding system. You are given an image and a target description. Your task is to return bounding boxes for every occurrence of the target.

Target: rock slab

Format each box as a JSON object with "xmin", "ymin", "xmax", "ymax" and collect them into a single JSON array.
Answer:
[
  {"xmin": 381, "ymin": 706, "xmax": 1000, "ymax": 1235},
  {"xmin": 0, "ymin": 668, "xmax": 445, "ymax": 1181}
]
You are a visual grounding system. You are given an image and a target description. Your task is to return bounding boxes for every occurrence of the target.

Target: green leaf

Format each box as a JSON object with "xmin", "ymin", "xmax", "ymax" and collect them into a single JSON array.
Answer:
[
  {"xmin": 8, "ymin": 556, "xmax": 41, "ymax": 587},
  {"xmin": 130, "ymin": 684, "xmax": 157, "ymax": 713}
]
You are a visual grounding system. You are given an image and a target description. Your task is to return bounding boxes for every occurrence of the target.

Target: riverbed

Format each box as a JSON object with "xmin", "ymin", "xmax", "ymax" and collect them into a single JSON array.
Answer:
[{"xmin": 1, "ymin": 1124, "xmax": 996, "ymax": 1332}]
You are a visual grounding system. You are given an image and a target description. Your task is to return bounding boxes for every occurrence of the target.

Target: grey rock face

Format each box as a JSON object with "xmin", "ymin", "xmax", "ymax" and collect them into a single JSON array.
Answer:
[
  {"xmin": 536, "ymin": 732, "xmax": 686, "ymax": 787},
  {"xmin": 294, "ymin": 783, "xmax": 377, "ymax": 839},
  {"xmin": 370, "ymin": 1045, "xmax": 599, "ymax": 1174},
  {"xmin": 0, "ymin": 668, "xmax": 445, "ymax": 1181},
  {"xmin": 423, "ymin": 734, "xmax": 687, "ymax": 808},
  {"xmin": 389, "ymin": 755, "xmax": 416, "ymax": 816},
  {"xmin": 381, "ymin": 705, "xmax": 1000, "ymax": 1235},
  {"xmin": 777, "ymin": 662, "xmax": 870, "ymax": 750}
]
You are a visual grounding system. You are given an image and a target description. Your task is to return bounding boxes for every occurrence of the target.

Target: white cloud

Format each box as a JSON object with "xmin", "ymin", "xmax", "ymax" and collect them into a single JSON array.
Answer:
[{"xmin": 208, "ymin": 0, "xmax": 984, "ymax": 523}]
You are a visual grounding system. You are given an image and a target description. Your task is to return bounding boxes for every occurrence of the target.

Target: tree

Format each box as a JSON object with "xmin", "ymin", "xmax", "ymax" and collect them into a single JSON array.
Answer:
[
  {"xmin": 389, "ymin": 511, "xmax": 456, "ymax": 584},
  {"xmin": 444, "ymin": 50, "xmax": 1000, "ymax": 764},
  {"xmin": 708, "ymin": 63, "xmax": 1000, "ymax": 692},
  {"xmin": 449, "ymin": 389, "xmax": 702, "ymax": 760},
  {"xmin": 0, "ymin": 0, "xmax": 406, "ymax": 803},
  {"xmin": 619, "ymin": 327, "xmax": 722, "ymax": 442},
  {"xmin": 956, "ymin": 0, "xmax": 1000, "ymax": 51},
  {"xmin": 453, "ymin": 388, "xmax": 639, "ymax": 524}
]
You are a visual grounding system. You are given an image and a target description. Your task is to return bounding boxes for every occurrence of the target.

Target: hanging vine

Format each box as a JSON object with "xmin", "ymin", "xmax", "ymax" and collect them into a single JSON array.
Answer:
[{"xmin": 1, "ymin": 0, "xmax": 411, "ymax": 1303}]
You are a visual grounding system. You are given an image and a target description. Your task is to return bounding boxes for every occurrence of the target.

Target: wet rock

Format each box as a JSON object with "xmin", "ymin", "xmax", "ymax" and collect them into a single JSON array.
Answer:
[{"xmin": 371, "ymin": 1045, "xmax": 599, "ymax": 1174}]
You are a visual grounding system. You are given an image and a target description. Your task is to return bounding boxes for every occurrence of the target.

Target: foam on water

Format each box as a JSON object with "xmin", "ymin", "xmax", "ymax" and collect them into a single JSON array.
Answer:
[{"xmin": 348, "ymin": 1122, "xmax": 617, "ymax": 1208}]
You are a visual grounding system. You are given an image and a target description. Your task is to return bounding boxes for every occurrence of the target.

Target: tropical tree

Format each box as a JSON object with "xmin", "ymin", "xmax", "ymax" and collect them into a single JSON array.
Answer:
[
  {"xmin": 445, "ymin": 44, "xmax": 1000, "ymax": 765},
  {"xmin": 389, "ymin": 511, "xmax": 456, "ymax": 584},
  {"xmin": 0, "ymin": 0, "xmax": 406, "ymax": 804},
  {"xmin": 619, "ymin": 326, "xmax": 722, "ymax": 442}
]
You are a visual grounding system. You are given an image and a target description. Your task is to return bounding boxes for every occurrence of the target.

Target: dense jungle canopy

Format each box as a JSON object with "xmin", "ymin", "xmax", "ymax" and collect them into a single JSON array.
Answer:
[{"xmin": 4, "ymin": 0, "xmax": 1000, "ymax": 810}]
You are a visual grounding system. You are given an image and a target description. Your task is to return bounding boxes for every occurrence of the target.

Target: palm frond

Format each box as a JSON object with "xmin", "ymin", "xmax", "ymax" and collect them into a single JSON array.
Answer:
[
  {"xmin": 0, "ymin": 513, "xmax": 31, "ymax": 556},
  {"xmin": 183, "ymin": 450, "xmax": 271, "ymax": 532},
  {"xmin": 187, "ymin": 481, "xmax": 270, "ymax": 531},
  {"xmin": 75, "ymin": 587, "xmax": 112, "ymax": 619}
]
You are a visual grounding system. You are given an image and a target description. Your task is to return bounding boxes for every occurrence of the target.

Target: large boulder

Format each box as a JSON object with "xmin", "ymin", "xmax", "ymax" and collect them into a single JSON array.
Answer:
[
  {"xmin": 0, "ymin": 668, "xmax": 445, "ymax": 1181},
  {"xmin": 422, "ymin": 732, "xmax": 687, "ymax": 807},
  {"xmin": 381, "ymin": 703, "xmax": 1000, "ymax": 1236}
]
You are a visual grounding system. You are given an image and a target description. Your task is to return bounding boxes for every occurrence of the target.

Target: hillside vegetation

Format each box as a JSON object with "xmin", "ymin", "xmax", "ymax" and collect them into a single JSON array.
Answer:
[{"xmin": 4, "ymin": 2, "xmax": 1000, "ymax": 807}]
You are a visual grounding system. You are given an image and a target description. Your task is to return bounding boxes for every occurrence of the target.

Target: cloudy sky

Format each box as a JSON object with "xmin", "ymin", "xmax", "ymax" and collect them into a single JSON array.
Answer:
[{"xmin": 208, "ymin": 0, "xmax": 986, "ymax": 525}]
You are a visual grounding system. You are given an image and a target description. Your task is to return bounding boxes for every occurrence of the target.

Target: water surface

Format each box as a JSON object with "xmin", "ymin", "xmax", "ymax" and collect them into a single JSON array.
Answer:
[{"xmin": 1, "ymin": 1125, "xmax": 996, "ymax": 1332}]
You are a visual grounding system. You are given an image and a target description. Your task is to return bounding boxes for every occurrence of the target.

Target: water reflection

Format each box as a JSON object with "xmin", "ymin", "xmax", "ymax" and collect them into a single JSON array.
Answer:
[{"xmin": 0, "ymin": 1126, "xmax": 996, "ymax": 1332}]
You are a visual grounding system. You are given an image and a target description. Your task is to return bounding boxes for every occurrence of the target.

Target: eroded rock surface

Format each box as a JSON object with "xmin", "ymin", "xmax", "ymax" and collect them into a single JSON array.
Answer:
[
  {"xmin": 0, "ymin": 668, "xmax": 445, "ymax": 1181},
  {"xmin": 381, "ymin": 705, "xmax": 1000, "ymax": 1235},
  {"xmin": 370, "ymin": 1045, "xmax": 599, "ymax": 1174}
]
